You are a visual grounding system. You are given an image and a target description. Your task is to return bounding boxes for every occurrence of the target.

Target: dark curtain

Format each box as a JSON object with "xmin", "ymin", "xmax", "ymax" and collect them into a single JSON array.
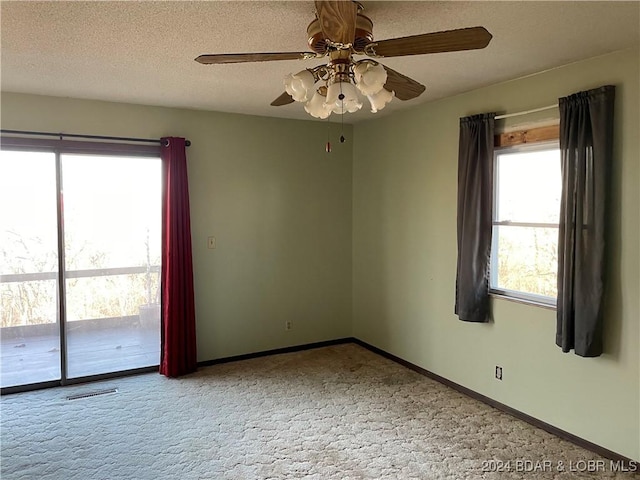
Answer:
[
  {"xmin": 556, "ymin": 86, "xmax": 615, "ymax": 357},
  {"xmin": 455, "ymin": 113, "xmax": 495, "ymax": 322},
  {"xmin": 160, "ymin": 137, "xmax": 198, "ymax": 376}
]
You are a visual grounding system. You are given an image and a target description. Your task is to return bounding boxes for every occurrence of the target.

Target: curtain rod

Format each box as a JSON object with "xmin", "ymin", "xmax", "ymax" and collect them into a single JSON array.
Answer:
[
  {"xmin": 0, "ymin": 129, "xmax": 191, "ymax": 147},
  {"xmin": 495, "ymin": 104, "xmax": 558, "ymax": 120}
]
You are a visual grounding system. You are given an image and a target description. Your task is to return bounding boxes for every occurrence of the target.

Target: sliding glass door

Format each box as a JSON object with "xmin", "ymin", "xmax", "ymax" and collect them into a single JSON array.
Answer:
[
  {"xmin": 62, "ymin": 154, "xmax": 161, "ymax": 379},
  {"xmin": 0, "ymin": 147, "xmax": 161, "ymax": 389}
]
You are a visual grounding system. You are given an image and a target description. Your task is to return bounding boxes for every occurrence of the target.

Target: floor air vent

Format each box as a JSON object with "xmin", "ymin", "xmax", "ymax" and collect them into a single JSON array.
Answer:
[{"xmin": 66, "ymin": 388, "xmax": 118, "ymax": 401}]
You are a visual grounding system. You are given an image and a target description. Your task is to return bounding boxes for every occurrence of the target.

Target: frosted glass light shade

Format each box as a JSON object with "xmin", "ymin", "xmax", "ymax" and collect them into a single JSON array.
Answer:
[
  {"xmin": 325, "ymin": 81, "xmax": 362, "ymax": 114},
  {"xmin": 367, "ymin": 88, "xmax": 394, "ymax": 113},
  {"xmin": 284, "ymin": 70, "xmax": 315, "ymax": 102},
  {"xmin": 354, "ymin": 62, "xmax": 387, "ymax": 95},
  {"xmin": 304, "ymin": 90, "xmax": 332, "ymax": 119}
]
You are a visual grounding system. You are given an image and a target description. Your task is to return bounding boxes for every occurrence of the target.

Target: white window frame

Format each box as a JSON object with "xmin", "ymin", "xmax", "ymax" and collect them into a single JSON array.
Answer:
[{"xmin": 489, "ymin": 140, "xmax": 560, "ymax": 308}]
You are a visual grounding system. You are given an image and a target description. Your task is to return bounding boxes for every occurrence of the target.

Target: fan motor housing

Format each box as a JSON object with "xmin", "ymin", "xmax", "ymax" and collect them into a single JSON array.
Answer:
[{"xmin": 307, "ymin": 13, "xmax": 373, "ymax": 53}]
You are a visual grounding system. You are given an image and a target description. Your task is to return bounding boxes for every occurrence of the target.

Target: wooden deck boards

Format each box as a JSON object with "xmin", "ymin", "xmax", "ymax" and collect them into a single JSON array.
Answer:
[{"xmin": 1, "ymin": 325, "xmax": 159, "ymax": 388}]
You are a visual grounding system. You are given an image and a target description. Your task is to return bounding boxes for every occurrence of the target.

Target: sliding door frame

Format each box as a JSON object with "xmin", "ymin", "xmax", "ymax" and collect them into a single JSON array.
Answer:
[
  {"xmin": 55, "ymin": 148, "xmax": 69, "ymax": 385},
  {"xmin": 1, "ymin": 135, "xmax": 161, "ymax": 395}
]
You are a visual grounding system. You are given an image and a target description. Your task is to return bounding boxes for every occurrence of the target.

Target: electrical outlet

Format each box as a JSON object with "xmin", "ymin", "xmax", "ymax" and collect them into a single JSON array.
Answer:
[
  {"xmin": 495, "ymin": 366, "xmax": 503, "ymax": 380},
  {"xmin": 285, "ymin": 321, "xmax": 292, "ymax": 331},
  {"xmin": 207, "ymin": 236, "xmax": 216, "ymax": 249}
]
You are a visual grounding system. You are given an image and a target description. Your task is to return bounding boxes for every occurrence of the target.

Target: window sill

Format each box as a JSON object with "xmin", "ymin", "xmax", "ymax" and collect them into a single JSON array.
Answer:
[{"xmin": 489, "ymin": 291, "xmax": 557, "ymax": 311}]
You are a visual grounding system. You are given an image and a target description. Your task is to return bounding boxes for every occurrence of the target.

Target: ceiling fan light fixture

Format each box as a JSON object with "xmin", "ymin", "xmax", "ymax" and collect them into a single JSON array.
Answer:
[
  {"xmin": 198, "ymin": 3, "xmax": 493, "ymax": 120},
  {"xmin": 284, "ymin": 70, "xmax": 316, "ymax": 102},
  {"xmin": 353, "ymin": 61, "xmax": 387, "ymax": 96},
  {"xmin": 367, "ymin": 88, "xmax": 394, "ymax": 113}
]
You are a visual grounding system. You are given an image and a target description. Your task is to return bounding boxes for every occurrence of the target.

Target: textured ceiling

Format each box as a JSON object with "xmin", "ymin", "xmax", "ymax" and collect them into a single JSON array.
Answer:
[{"xmin": 1, "ymin": 1, "xmax": 639, "ymax": 123}]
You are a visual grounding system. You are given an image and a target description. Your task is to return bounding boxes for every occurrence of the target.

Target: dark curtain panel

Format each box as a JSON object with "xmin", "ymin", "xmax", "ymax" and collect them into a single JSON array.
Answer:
[
  {"xmin": 160, "ymin": 137, "xmax": 198, "ymax": 376},
  {"xmin": 556, "ymin": 86, "xmax": 615, "ymax": 357},
  {"xmin": 455, "ymin": 113, "xmax": 495, "ymax": 322}
]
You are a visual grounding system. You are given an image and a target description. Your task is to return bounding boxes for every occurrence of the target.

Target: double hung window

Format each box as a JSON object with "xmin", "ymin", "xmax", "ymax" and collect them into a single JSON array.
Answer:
[{"xmin": 490, "ymin": 142, "xmax": 561, "ymax": 306}]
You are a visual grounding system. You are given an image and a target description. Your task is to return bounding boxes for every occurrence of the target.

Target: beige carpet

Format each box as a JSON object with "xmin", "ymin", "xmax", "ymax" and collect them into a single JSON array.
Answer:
[{"xmin": 0, "ymin": 344, "xmax": 632, "ymax": 479}]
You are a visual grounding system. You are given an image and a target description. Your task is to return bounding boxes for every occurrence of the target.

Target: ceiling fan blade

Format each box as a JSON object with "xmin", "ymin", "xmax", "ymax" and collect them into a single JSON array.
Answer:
[
  {"xmin": 195, "ymin": 52, "xmax": 317, "ymax": 64},
  {"xmin": 271, "ymin": 92, "xmax": 295, "ymax": 107},
  {"xmin": 382, "ymin": 65, "xmax": 426, "ymax": 101},
  {"xmin": 314, "ymin": 1, "xmax": 357, "ymax": 45},
  {"xmin": 367, "ymin": 26, "xmax": 492, "ymax": 58}
]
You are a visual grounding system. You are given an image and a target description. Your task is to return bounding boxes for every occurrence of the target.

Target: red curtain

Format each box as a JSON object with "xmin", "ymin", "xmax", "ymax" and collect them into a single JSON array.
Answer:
[{"xmin": 160, "ymin": 137, "xmax": 197, "ymax": 377}]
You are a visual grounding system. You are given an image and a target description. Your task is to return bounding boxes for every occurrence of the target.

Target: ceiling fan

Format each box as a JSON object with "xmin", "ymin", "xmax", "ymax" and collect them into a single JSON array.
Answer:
[{"xmin": 196, "ymin": 1, "xmax": 492, "ymax": 119}]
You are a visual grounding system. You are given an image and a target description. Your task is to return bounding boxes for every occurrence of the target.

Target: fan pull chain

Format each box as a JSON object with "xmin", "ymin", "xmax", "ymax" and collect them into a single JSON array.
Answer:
[
  {"xmin": 339, "ymin": 82, "xmax": 346, "ymax": 144},
  {"xmin": 326, "ymin": 116, "xmax": 331, "ymax": 153},
  {"xmin": 326, "ymin": 83, "xmax": 350, "ymax": 152}
]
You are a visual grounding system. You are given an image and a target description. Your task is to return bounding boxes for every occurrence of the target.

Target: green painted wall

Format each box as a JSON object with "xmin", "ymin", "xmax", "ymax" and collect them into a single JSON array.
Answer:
[
  {"xmin": 0, "ymin": 94, "xmax": 353, "ymax": 360},
  {"xmin": 352, "ymin": 48, "xmax": 640, "ymax": 460}
]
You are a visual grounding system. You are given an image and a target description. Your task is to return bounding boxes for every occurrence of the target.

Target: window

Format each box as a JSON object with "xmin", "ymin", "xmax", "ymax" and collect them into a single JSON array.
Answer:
[{"xmin": 490, "ymin": 142, "xmax": 561, "ymax": 306}]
